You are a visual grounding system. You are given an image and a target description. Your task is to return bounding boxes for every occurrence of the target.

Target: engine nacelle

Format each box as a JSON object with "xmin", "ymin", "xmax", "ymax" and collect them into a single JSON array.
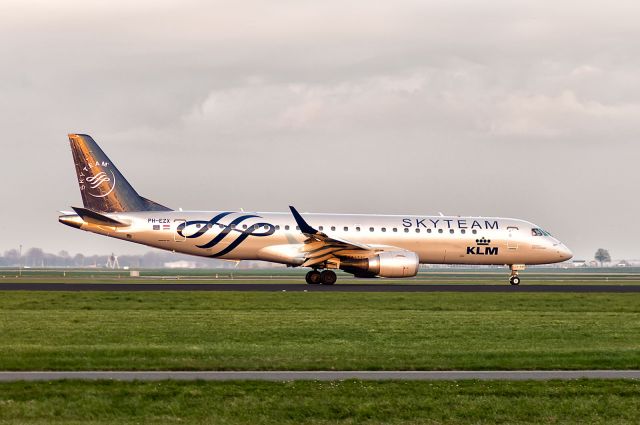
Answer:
[{"xmin": 339, "ymin": 251, "xmax": 419, "ymax": 278}]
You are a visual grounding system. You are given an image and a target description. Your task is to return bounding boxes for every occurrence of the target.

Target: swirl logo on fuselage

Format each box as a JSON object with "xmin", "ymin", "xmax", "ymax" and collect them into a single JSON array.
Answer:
[
  {"xmin": 176, "ymin": 212, "xmax": 275, "ymax": 258},
  {"xmin": 79, "ymin": 161, "xmax": 116, "ymax": 198}
]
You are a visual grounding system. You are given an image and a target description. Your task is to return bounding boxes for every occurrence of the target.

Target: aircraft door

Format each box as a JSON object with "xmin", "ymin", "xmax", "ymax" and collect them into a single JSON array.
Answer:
[
  {"xmin": 174, "ymin": 219, "xmax": 186, "ymax": 242},
  {"xmin": 507, "ymin": 226, "xmax": 518, "ymax": 250}
]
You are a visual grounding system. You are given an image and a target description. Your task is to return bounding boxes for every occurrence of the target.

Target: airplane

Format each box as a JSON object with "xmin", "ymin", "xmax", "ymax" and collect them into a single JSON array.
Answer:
[{"xmin": 59, "ymin": 134, "xmax": 573, "ymax": 285}]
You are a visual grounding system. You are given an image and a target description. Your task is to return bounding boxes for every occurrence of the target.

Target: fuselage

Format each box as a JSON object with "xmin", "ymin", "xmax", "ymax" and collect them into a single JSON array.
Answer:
[{"xmin": 60, "ymin": 210, "xmax": 573, "ymax": 266}]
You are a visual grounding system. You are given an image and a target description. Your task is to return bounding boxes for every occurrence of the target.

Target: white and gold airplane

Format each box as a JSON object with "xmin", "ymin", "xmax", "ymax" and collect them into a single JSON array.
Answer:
[{"xmin": 59, "ymin": 134, "xmax": 573, "ymax": 285}]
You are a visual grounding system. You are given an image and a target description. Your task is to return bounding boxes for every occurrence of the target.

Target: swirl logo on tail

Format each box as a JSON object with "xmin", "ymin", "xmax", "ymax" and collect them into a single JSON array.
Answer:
[
  {"xmin": 87, "ymin": 172, "xmax": 110, "ymax": 189},
  {"xmin": 82, "ymin": 168, "xmax": 116, "ymax": 198}
]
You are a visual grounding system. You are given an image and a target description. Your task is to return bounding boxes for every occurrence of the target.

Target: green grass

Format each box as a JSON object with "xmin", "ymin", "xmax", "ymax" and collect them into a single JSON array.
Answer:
[
  {"xmin": 0, "ymin": 380, "xmax": 638, "ymax": 424},
  {"xmin": 1, "ymin": 292, "xmax": 639, "ymax": 371}
]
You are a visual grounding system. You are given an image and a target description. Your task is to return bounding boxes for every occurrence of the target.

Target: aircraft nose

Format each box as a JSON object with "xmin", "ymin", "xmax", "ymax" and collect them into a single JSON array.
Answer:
[{"xmin": 557, "ymin": 244, "xmax": 573, "ymax": 262}]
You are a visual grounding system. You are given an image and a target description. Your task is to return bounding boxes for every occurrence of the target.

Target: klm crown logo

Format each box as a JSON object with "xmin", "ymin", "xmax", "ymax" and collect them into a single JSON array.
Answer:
[
  {"xmin": 467, "ymin": 237, "xmax": 498, "ymax": 256},
  {"xmin": 476, "ymin": 237, "xmax": 491, "ymax": 246}
]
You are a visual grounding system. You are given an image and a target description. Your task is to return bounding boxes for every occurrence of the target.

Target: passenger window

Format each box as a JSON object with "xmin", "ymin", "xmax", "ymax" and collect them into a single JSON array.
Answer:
[
  {"xmin": 369, "ymin": 227, "xmax": 374, "ymax": 232},
  {"xmin": 296, "ymin": 226, "xmax": 300, "ymax": 230},
  {"xmin": 438, "ymin": 229, "xmax": 443, "ymax": 233},
  {"xmin": 415, "ymin": 228, "xmax": 420, "ymax": 233},
  {"xmin": 285, "ymin": 225, "xmax": 290, "ymax": 230},
  {"xmin": 207, "ymin": 223, "xmax": 212, "ymax": 229},
  {"xmin": 243, "ymin": 224, "xmax": 247, "ymax": 229},
  {"xmin": 356, "ymin": 227, "xmax": 361, "ymax": 232},
  {"xmin": 404, "ymin": 228, "xmax": 409, "ymax": 233},
  {"xmin": 331, "ymin": 226, "xmax": 336, "ymax": 231},
  {"xmin": 275, "ymin": 225, "xmax": 280, "ymax": 230},
  {"xmin": 344, "ymin": 226, "xmax": 348, "ymax": 231},
  {"xmin": 231, "ymin": 224, "xmax": 236, "ymax": 229},
  {"xmin": 449, "ymin": 229, "xmax": 454, "ymax": 234},
  {"xmin": 381, "ymin": 228, "xmax": 386, "ymax": 232},
  {"xmin": 461, "ymin": 229, "xmax": 466, "ymax": 234},
  {"xmin": 472, "ymin": 229, "xmax": 477, "ymax": 234},
  {"xmin": 427, "ymin": 229, "xmax": 432, "ymax": 233},
  {"xmin": 393, "ymin": 228, "xmax": 397, "ymax": 232},
  {"xmin": 196, "ymin": 223, "xmax": 201, "ymax": 228},
  {"xmin": 319, "ymin": 226, "xmax": 323, "ymax": 231}
]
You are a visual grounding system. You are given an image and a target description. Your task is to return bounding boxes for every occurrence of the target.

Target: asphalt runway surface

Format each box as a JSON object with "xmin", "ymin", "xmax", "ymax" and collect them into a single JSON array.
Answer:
[
  {"xmin": 0, "ymin": 371, "xmax": 638, "ymax": 382},
  {"xmin": 1, "ymin": 282, "xmax": 640, "ymax": 292}
]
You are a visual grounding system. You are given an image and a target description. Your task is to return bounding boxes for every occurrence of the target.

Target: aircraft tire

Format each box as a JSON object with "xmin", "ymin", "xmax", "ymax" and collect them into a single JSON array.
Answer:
[
  {"xmin": 305, "ymin": 270, "xmax": 321, "ymax": 284},
  {"xmin": 320, "ymin": 270, "xmax": 337, "ymax": 285},
  {"xmin": 509, "ymin": 276, "xmax": 521, "ymax": 286}
]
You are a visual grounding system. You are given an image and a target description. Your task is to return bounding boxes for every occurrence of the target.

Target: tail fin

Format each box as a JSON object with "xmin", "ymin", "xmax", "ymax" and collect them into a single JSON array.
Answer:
[{"xmin": 68, "ymin": 134, "xmax": 171, "ymax": 213}]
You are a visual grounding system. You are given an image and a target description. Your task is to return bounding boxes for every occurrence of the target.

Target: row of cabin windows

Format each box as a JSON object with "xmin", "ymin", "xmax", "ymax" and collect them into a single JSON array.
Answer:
[
  {"xmin": 194, "ymin": 222, "xmax": 478, "ymax": 234},
  {"xmin": 196, "ymin": 223, "xmax": 301, "ymax": 231}
]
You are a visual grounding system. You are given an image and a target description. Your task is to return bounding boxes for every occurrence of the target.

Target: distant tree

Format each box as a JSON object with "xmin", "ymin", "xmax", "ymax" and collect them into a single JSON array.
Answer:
[
  {"xmin": 73, "ymin": 253, "xmax": 85, "ymax": 267},
  {"xmin": 58, "ymin": 250, "xmax": 71, "ymax": 267},
  {"xmin": 25, "ymin": 247, "xmax": 44, "ymax": 267},
  {"xmin": 4, "ymin": 249, "xmax": 19, "ymax": 266},
  {"xmin": 594, "ymin": 249, "xmax": 611, "ymax": 267}
]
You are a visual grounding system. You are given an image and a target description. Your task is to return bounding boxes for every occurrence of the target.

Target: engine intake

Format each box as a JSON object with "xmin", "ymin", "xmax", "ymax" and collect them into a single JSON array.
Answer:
[{"xmin": 340, "ymin": 251, "xmax": 419, "ymax": 278}]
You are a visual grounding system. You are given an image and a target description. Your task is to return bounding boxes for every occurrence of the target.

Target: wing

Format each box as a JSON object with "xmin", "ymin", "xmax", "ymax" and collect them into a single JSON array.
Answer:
[{"xmin": 289, "ymin": 206, "xmax": 402, "ymax": 267}]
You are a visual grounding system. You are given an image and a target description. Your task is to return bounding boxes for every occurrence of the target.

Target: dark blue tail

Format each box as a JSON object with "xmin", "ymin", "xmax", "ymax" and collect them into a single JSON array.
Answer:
[{"xmin": 68, "ymin": 134, "xmax": 171, "ymax": 213}]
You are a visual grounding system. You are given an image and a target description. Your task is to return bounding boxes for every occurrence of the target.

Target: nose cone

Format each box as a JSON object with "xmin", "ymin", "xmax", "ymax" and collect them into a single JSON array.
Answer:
[{"xmin": 557, "ymin": 244, "xmax": 573, "ymax": 262}]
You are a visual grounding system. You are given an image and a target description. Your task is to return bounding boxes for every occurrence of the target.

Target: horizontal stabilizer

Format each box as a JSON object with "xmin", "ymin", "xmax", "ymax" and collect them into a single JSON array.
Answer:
[{"xmin": 71, "ymin": 207, "xmax": 128, "ymax": 227}]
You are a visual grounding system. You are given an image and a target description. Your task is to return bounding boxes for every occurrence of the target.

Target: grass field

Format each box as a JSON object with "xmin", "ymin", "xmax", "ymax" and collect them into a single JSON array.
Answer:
[
  {"xmin": 1, "ymin": 291, "xmax": 639, "ymax": 371},
  {"xmin": 0, "ymin": 379, "xmax": 638, "ymax": 424}
]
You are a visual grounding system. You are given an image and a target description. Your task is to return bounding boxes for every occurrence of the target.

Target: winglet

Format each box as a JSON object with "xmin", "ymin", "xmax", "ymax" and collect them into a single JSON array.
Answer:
[{"xmin": 289, "ymin": 206, "xmax": 318, "ymax": 235}]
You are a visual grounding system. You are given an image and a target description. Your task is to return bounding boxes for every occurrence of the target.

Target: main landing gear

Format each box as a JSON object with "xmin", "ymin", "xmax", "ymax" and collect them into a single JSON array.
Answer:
[
  {"xmin": 305, "ymin": 270, "xmax": 337, "ymax": 285},
  {"xmin": 509, "ymin": 264, "xmax": 525, "ymax": 285}
]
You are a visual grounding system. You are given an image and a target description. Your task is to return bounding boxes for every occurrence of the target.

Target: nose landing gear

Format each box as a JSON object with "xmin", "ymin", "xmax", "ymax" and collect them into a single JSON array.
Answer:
[{"xmin": 509, "ymin": 264, "xmax": 525, "ymax": 285}]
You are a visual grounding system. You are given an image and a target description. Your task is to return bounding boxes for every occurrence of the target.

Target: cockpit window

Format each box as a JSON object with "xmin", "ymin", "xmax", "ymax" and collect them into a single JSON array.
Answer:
[{"xmin": 532, "ymin": 228, "xmax": 551, "ymax": 236}]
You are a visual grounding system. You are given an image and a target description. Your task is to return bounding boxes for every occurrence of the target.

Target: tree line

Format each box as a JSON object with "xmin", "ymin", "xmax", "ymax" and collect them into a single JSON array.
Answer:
[{"xmin": 0, "ymin": 247, "xmax": 230, "ymax": 269}]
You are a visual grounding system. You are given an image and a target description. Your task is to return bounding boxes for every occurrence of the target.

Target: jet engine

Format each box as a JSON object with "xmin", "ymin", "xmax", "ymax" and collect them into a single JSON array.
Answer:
[{"xmin": 339, "ymin": 251, "xmax": 419, "ymax": 278}]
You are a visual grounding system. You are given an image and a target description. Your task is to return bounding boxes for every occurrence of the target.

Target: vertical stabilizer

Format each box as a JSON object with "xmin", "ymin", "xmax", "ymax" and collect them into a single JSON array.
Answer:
[{"xmin": 68, "ymin": 134, "xmax": 171, "ymax": 212}]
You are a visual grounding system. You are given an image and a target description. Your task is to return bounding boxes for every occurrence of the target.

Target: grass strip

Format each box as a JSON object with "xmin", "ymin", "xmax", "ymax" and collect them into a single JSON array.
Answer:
[
  {"xmin": 0, "ymin": 379, "xmax": 638, "ymax": 424},
  {"xmin": 0, "ymin": 292, "xmax": 638, "ymax": 371}
]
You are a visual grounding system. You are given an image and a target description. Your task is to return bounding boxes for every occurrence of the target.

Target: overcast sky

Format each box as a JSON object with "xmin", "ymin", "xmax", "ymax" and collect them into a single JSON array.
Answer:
[{"xmin": 0, "ymin": 0, "xmax": 638, "ymax": 261}]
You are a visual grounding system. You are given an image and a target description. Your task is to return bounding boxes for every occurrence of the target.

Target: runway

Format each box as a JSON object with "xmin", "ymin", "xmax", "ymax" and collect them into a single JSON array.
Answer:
[
  {"xmin": 1, "ymin": 283, "xmax": 639, "ymax": 292},
  {"xmin": 0, "ymin": 370, "xmax": 638, "ymax": 381}
]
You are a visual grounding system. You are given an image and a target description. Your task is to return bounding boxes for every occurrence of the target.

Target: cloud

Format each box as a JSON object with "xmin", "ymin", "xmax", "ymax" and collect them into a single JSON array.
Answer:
[{"xmin": 0, "ymin": 0, "xmax": 639, "ymax": 259}]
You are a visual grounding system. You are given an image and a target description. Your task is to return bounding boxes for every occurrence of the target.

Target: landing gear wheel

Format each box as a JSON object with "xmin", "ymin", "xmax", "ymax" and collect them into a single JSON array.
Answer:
[
  {"xmin": 509, "ymin": 276, "xmax": 521, "ymax": 286},
  {"xmin": 320, "ymin": 270, "xmax": 337, "ymax": 285},
  {"xmin": 305, "ymin": 270, "xmax": 321, "ymax": 284}
]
